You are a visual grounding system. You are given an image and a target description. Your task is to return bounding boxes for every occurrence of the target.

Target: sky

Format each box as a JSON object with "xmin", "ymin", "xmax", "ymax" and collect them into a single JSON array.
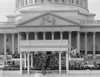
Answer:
[{"xmin": 0, "ymin": 0, "xmax": 100, "ymax": 21}]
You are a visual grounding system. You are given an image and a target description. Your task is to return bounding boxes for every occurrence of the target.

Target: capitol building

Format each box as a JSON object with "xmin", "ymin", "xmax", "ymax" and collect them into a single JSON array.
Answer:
[{"xmin": 1, "ymin": 0, "xmax": 100, "ymax": 76}]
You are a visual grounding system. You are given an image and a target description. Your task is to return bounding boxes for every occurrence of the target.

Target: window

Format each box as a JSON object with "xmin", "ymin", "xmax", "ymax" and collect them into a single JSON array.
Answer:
[
  {"xmin": 54, "ymin": 32, "xmax": 60, "ymax": 40},
  {"xmin": 37, "ymin": 32, "xmax": 43, "ymax": 40},
  {"xmin": 96, "ymin": 51, "xmax": 100, "ymax": 54},
  {"xmin": 46, "ymin": 32, "xmax": 52, "ymax": 40},
  {"xmin": 87, "ymin": 51, "xmax": 93, "ymax": 54},
  {"xmin": 21, "ymin": 32, "xmax": 26, "ymax": 40},
  {"xmin": 63, "ymin": 32, "xmax": 68, "ymax": 39},
  {"xmin": 29, "ymin": 32, "xmax": 35, "ymax": 40}
]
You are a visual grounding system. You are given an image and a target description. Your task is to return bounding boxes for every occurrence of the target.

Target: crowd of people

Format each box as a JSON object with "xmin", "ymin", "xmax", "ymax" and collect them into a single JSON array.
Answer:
[
  {"xmin": 2, "ymin": 49, "xmax": 100, "ymax": 71},
  {"xmin": 3, "ymin": 61, "xmax": 20, "ymax": 70},
  {"xmin": 69, "ymin": 62, "xmax": 100, "ymax": 70},
  {"xmin": 33, "ymin": 52, "xmax": 59, "ymax": 70},
  {"xmin": 12, "ymin": 51, "xmax": 20, "ymax": 58},
  {"xmin": 70, "ymin": 48, "xmax": 84, "ymax": 58}
]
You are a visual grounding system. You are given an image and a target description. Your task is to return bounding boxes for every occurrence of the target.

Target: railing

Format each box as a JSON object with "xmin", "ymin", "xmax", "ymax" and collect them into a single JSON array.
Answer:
[
  {"xmin": 96, "ymin": 54, "xmax": 100, "ymax": 59},
  {"xmin": 80, "ymin": 20, "xmax": 100, "ymax": 24},
  {"xmin": 20, "ymin": 40, "xmax": 68, "ymax": 46},
  {"xmin": 23, "ymin": 70, "xmax": 66, "ymax": 74}
]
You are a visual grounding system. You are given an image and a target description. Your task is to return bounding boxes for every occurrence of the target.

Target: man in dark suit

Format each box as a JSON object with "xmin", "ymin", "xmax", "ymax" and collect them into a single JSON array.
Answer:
[{"xmin": 42, "ymin": 51, "xmax": 51, "ymax": 75}]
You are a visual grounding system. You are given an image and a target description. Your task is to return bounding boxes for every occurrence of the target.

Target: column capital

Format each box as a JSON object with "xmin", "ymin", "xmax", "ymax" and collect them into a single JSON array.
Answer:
[
  {"xmin": 12, "ymin": 33, "xmax": 15, "ymax": 36},
  {"xmin": 64, "ymin": 51, "xmax": 68, "ymax": 54},
  {"xmin": 43, "ymin": 32, "xmax": 46, "ymax": 33},
  {"xmin": 77, "ymin": 31, "xmax": 80, "ymax": 34},
  {"xmin": 68, "ymin": 31, "xmax": 72, "ymax": 34},
  {"xmin": 34, "ymin": 32, "xmax": 37, "ymax": 33},
  {"xmin": 17, "ymin": 32, "xmax": 21, "ymax": 36},
  {"xmin": 26, "ymin": 52, "xmax": 30, "ymax": 54},
  {"xmin": 34, "ymin": 32, "xmax": 38, "ymax": 34},
  {"xmin": 4, "ymin": 33, "xmax": 7, "ymax": 35},
  {"xmin": 17, "ymin": 32, "xmax": 20, "ymax": 34},
  {"xmin": 11, "ymin": 33, "xmax": 15, "ymax": 35},
  {"xmin": 58, "ymin": 51, "xmax": 62, "ymax": 54},
  {"xmin": 85, "ymin": 32, "xmax": 88, "ymax": 34},
  {"xmin": 51, "ymin": 31, "xmax": 55, "ymax": 33},
  {"xmin": 26, "ymin": 32, "xmax": 29, "ymax": 34},
  {"xmin": 93, "ymin": 32, "xmax": 96, "ymax": 34},
  {"xmin": 60, "ymin": 31, "xmax": 63, "ymax": 33}
]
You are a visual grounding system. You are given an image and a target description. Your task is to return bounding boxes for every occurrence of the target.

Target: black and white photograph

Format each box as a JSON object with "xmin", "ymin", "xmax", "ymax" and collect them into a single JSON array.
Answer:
[{"xmin": 0, "ymin": 0, "xmax": 100, "ymax": 77}]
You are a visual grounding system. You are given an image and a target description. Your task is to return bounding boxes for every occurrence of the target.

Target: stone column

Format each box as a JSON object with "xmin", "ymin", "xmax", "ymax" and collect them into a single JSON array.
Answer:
[
  {"xmin": 93, "ymin": 32, "xmax": 96, "ymax": 59},
  {"xmin": 27, "ymin": 52, "xmax": 30, "ymax": 74},
  {"xmin": 24, "ymin": 0, "xmax": 25, "ymax": 5},
  {"xmin": 26, "ymin": 32, "xmax": 29, "ymax": 40},
  {"xmin": 59, "ymin": 0, "xmax": 62, "ymax": 3},
  {"xmin": 66, "ymin": 52, "xmax": 69, "ymax": 74},
  {"xmin": 59, "ymin": 51, "xmax": 62, "ymax": 74},
  {"xmin": 66, "ymin": 0, "xmax": 69, "ymax": 4},
  {"xmin": 18, "ymin": 33, "xmax": 20, "ymax": 53},
  {"xmin": 31, "ymin": 52, "xmax": 33, "ymax": 68},
  {"xmin": 20, "ymin": 52, "xmax": 22, "ymax": 74},
  {"xmin": 85, "ymin": 32, "xmax": 88, "ymax": 56},
  {"xmin": 43, "ymin": 32, "xmax": 46, "ymax": 40},
  {"xmin": 79, "ymin": 0, "xmax": 81, "ymax": 6},
  {"xmin": 12, "ymin": 34, "xmax": 14, "ymax": 54},
  {"xmin": 52, "ymin": 32, "xmax": 54, "ymax": 40},
  {"xmin": 60, "ymin": 32, "xmax": 63, "ymax": 40},
  {"xmin": 73, "ymin": 0, "xmax": 76, "ymax": 5},
  {"xmin": 4, "ymin": 34, "xmax": 7, "ymax": 56},
  {"xmin": 24, "ymin": 52, "xmax": 27, "ymax": 68},
  {"xmin": 68, "ymin": 31, "xmax": 72, "ymax": 51},
  {"xmin": 35, "ymin": 32, "xmax": 37, "ymax": 40},
  {"xmin": 77, "ymin": 32, "xmax": 80, "ymax": 54},
  {"xmin": 27, "ymin": 0, "xmax": 29, "ymax": 4},
  {"xmin": 86, "ymin": 0, "xmax": 88, "ymax": 8}
]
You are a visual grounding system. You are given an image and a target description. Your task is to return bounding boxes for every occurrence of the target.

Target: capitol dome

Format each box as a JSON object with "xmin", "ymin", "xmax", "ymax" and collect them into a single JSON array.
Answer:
[{"xmin": 15, "ymin": 0, "xmax": 89, "ymax": 15}]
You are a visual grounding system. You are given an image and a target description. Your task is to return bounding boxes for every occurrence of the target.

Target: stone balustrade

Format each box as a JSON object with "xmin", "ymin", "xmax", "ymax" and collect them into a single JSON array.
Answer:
[
  {"xmin": 20, "ymin": 40, "xmax": 68, "ymax": 46},
  {"xmin": 0, "ymin": 22, "xmax": 15, "ymax": 25},
  {"xmin": 80, "ymin": 20, "xmax": 100, "ymax": 24}
]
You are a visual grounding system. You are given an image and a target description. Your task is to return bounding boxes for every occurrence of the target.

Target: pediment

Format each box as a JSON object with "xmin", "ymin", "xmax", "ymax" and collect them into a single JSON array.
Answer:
[{"xmin": 17, "ymin": 13, "xmax": 79, "ymax": 27}]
